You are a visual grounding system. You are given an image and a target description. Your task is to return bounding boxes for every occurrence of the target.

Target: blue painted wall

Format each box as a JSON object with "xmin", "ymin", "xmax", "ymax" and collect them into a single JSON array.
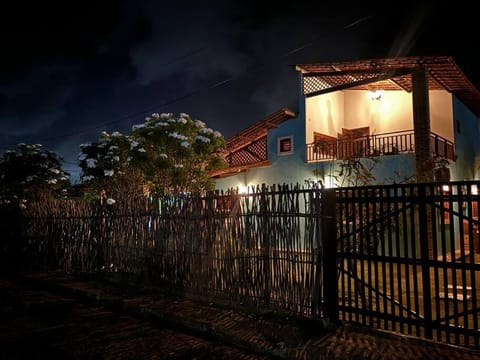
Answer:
[{"xmin": 450, "ymin": 96, "xmax": 480, "ymax": 180}]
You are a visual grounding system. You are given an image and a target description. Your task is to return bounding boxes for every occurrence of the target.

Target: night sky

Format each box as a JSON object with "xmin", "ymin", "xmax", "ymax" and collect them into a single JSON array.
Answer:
[{"xmin": 1, "ymin": 1, "xmax": 478, "ymax": 182}]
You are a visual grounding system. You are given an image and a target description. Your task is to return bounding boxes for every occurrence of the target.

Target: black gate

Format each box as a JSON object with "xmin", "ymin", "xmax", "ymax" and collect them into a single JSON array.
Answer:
[{"xmin": 332, "ymin": 181, "xmax": 480, "ymax": 349}]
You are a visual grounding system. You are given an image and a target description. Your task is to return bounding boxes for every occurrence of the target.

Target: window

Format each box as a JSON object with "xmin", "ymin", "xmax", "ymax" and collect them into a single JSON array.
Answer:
[{"xmin": 278, "ymin": 136, "xmax": 293, "ymax": 155}]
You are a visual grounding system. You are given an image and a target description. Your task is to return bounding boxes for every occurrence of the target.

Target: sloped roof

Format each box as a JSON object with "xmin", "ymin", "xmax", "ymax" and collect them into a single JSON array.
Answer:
[
  {"xmin": 210, "ymin": 108, "xmax": 296, "ymax": 178},
  {"xmin": 296, "ymin": 56, "xmax": 480, "ymax": 116},
  {"xmin": 224, "ymin": 108, "xmax": 297, "ymax": 154}
]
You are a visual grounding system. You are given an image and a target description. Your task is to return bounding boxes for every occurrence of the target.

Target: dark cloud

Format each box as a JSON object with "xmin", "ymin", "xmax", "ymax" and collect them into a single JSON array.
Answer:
[{"xmin": 0, "ymin": 0, "xmax": 478, "ymax": 182}]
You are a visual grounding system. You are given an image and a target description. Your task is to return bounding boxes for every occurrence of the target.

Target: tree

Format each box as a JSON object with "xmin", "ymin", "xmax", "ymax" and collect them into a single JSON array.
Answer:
[
  {"xmin": 78, "ymin": 112, "xmax": 227, "ymax": 197},
  {"xmin": 78, "ymin": 131, "xmax": 140, "ymax": 198},
  {"xmin": 0, "ymin": 143, "xmax": 70, "ymax": 203}
]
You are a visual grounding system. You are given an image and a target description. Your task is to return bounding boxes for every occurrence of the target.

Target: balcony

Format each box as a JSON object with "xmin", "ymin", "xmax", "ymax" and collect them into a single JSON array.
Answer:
[{"xmin": 306, "ymin": 130, "xmax": 455, "ymax": 162}]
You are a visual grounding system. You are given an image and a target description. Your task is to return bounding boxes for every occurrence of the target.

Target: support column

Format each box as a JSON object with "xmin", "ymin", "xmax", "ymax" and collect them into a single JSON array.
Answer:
[
  {"xmin": 412, "ymin": 67, "xmax": 435, "ymax": 259},
  {"xmin": 412, "ymin": 66, "xmax": 434, "ymax": 183}
]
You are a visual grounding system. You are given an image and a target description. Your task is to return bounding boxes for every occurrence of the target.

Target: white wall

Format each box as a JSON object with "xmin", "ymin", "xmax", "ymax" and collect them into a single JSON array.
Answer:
[
  {"xmin": 305, "ymin": 92, "xmax": 344, "ymax": 142},
  {"xmin": 343, "ymin": 90, "xmax": 413, "ymax": 134}
]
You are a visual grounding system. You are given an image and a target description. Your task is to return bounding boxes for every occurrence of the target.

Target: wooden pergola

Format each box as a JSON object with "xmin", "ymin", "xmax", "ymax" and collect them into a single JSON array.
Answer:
[{"xmin": 296, "ymin": 55, "xmax": 480, "ymax": 116}]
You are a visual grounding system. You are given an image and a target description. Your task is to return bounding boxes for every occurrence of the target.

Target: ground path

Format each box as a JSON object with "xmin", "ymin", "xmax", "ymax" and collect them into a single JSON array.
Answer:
[{"xmin": 2, "ymin": 272, "xmax": 480, "ymax": 359}]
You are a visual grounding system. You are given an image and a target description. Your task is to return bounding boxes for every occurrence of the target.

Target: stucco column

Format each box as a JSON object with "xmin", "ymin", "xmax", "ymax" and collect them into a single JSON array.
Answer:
[
  {"xmin": 412, "ymin": 66, "xmax": 434, "ymax": 183},
  {"xmin": 412, "ymin": 66, "xmax": 435, "ymax": 259}
]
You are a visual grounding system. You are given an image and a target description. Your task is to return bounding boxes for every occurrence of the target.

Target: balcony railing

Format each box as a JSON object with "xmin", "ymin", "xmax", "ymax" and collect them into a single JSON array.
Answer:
[{"xmin": 306, "ymin": 130, "xmax": 455, "ymax": 162}]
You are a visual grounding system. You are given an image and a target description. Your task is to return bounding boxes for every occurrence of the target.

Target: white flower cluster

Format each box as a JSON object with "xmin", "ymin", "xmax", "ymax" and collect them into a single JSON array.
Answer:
[
  {"xmin": 86, "ymin": 158, "xmax": 97, "ymax": 168},
  {"xmin": 168, "ymin": 132, "xmax": 188, "ymax": 141},
  {"xmin": 130, "ymin": 140, "xmax": 139, "ymax": 149},
  {"xmin": 194, "ymin": 120, "xmax": 206, "ymax": 128},
  {"xmin": 132, "ymin": 124, "xmax": 145, "ymax": 130},
  {"xmin": 155, "ymin": 122, "xmax": 169, "ymax": 127},
  {"xmin": 195, "ymin": 135, "xmax": 211, "ymax": 143},
  {"xmin": 199, "ymin": 127, "xmax": 214, "ymax": 134}
]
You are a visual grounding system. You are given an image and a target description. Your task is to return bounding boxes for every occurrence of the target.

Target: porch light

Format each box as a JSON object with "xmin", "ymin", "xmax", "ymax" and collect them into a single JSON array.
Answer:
[{"xmin": 369, "ymin": 90, "xmax": 383, "ymax": 101}]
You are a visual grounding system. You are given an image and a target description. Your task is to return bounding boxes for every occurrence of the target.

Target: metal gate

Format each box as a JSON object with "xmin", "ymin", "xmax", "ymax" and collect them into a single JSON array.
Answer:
[{"xmin": 332, "ymin": 182, "xmax": 480, "ymax": 349}]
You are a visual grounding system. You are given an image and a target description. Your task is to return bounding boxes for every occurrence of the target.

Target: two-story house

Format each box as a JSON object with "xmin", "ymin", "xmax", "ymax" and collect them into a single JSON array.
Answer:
[{"xmin": 211, "ymin": 56, "xmax": 480, "ymax": 191}]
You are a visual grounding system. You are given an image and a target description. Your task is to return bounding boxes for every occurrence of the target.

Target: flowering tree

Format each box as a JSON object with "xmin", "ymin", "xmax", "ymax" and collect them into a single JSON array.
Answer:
[
  {"xmin": 78, "ymin": 131, "xmax": 140, "ymax": 198},
  {"xmin": 78, "ymin": 112, "xmax": 227, "ymax": 197},
  {"xmin": 0, "ymin": 143, "xmax": 70, "ymax": 203}
]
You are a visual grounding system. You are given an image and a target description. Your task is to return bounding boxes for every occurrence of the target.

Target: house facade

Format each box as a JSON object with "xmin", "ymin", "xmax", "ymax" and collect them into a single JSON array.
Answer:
[{"xmin": 212, "ymin": 56, "xmax": 480, "ymax": 191}]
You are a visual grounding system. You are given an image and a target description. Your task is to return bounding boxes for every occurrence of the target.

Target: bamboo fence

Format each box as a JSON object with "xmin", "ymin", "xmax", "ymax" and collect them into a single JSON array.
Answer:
[{"xmin": 18, "ymin": 184, "xmax": 325, "ymax": 317}]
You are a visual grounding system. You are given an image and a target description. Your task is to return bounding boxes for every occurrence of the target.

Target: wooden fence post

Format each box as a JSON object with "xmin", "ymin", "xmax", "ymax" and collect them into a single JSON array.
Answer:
[
  {"xmin": 322, "ymin": 188, "xmax": 338, "ymax": 322},
  {"xmin": 261, "ymin": 184, "xmax": 270, "ymax": 306}
]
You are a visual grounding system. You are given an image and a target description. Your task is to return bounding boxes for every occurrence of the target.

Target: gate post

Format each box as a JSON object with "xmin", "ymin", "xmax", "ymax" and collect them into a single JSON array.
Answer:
[
  {"xmin": 322, "ymin": 188, "xmax": 338, "ymax": 322},
  {"xmin": 418, "ymin": 184, "xmax": 433, "ymax": 339}
]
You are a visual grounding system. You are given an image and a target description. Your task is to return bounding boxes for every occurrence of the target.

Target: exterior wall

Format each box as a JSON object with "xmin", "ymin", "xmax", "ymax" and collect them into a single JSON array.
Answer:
[
  {"xmin": 450, "ymin": 96, "xmax": 480, "ymax": 180},
  {"xmin": 214, "ymin": 139, "xmax": 417, "ymax": 191},
  {"xmin": 214, "ymin": 155, "xmax": 316, "ymax": 191},
  {"xmin": 308, "ymin": 154, "xmax": 416, "ymax": 187}
]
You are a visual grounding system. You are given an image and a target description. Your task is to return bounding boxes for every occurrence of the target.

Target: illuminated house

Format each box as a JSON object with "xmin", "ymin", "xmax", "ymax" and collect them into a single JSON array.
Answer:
[{"xmin": 212, "ymin": 56, "xmax": 480, "ymax": 190}]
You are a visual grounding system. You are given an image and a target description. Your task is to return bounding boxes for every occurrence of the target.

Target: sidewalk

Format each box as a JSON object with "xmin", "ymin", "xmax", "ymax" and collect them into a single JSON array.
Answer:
[{"xmin": 10, "ymin": 272, "xmax": 480, "ymax": 359}]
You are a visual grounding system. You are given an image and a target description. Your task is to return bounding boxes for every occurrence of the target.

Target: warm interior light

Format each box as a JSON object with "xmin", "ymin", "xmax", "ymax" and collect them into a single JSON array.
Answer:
[
  {"xmin": 472, "ymin": 184, "xmax": 478, "ymax": 195},
  {"xmin": 369, "ymin": 90, "xmax": 383, "ymax": 101},
  {"xmin": 324, "ymin": 175, "xmax": 335, "ymax": 188},
  {"xmin": 442, "ymin": 184, "xmax": 450, "ymax": 192}
]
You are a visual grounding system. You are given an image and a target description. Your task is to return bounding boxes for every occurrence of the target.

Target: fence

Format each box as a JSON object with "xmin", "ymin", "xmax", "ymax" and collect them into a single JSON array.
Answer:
[
  {"xmin": 3, "ymin": 180, "xmax": 480, "ymax": 349},
  {"xmin": 15, "ymin": 184, "xmax": 329, "ymax": 318}
]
